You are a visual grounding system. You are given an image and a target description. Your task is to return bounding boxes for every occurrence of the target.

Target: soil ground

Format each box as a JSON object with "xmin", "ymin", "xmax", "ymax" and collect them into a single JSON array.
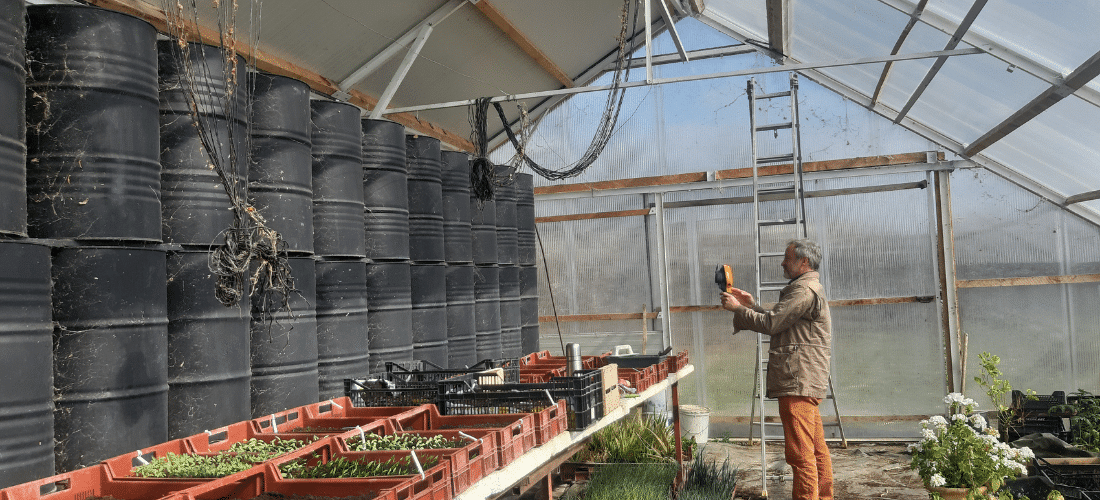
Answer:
[{"xmin": 517, "ymin": 440, "xmax": 929, "ymax": 500}]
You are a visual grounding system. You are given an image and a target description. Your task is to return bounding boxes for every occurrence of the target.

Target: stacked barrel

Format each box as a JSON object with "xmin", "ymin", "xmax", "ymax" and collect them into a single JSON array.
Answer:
[
  {"xmin": 362, "ymin": 119, "xmax": 413, "ymax": 372},
  {"xmin": 471, "ymin": 174, "xmax": 502, "ymax": 361},
  {"xmin": 441, "ymin": 152, "xmax": 477, "ymax": 368},
  {"xmin": 407, "ymin": 136, "xmax": 448, "ymax": 366},
  {"xmin": 0, "ymin": 0, "xmax": 55, "ymax": 489},
  {"xmin": 24, "ymin": 5, "xmax": 168, "ymax": 473},
  {"xmin": 516, "ymin": 173, "xmax": 540, "ymax": 354},
  {"xmin": 248, "ymin": 73, "xmax": 319, "ymax": 417},
  {"xmin": 158, "ymin": 39, "xmax": 251, "ymax": 439},
  {"xmin": 495, "ymin": 166, "xmax": 522, "ymax": 358},
  {"xmin": 311, "ymin": 100, "xmax": 369, "ymax": 400}
]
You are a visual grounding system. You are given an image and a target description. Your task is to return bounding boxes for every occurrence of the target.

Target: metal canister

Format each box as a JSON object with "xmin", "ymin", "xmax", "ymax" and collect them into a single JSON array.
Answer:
[{"xmin": 566, "ymin": 342, "xmax": 583, "ymax": 377}]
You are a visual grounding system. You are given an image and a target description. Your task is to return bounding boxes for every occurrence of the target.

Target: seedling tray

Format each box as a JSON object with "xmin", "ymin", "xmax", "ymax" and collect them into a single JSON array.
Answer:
[{"xmin": 0, "ymin": 465, "xmax": 207, "ymax": 500}]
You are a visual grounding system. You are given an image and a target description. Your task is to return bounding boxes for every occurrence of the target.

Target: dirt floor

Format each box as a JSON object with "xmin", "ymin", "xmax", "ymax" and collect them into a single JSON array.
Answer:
[
  {"xmin": 699, "ymin": 440, "xmax": 928, "ymax": 499},
  {"xmin": 530, "ymin": 440, "xmax": 930, "ymax": 500}
]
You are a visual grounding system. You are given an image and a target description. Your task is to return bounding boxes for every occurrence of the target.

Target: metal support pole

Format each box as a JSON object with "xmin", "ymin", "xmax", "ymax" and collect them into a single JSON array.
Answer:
[
  {"xmin": 643, "ymin": 0, "xmax": 654, "ymax": 83},
  {"xmin": 672, "ymin": 380, "xmax": 684, "ymax": 486},
  {"xmin": 370, "ymin": 23, "xmax": 434, "ymax": 119},
  {"xmin": 654, "ymin": 193, "xmax": 673, "ymax": 350}
]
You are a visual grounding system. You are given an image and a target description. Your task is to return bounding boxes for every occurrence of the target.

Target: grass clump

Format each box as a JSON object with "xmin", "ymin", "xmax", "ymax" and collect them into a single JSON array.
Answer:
[
  {"xmin": 572, "ymin": 413, "xmax": 678, "ymax": 463},
  {"xmin": 566, "ymin": 463, "xmax": 677, "ymax": 500},
  {"xmin": 678, "ymin": 454, "xmax": 739, "ymax": 500},
  {"xmin": 130, "ymin": 437, "xmax": 318, "ymax": 478}
]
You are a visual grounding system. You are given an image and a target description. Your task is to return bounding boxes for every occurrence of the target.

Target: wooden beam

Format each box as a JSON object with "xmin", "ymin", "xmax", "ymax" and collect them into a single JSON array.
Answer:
[
  {"xmin": 957, "ymin": 273, "xmax": 1100, "ymax": 288},
  {"xmin": 537, "ymin": 296, "xmax": 937, "ymax": 322},
  {"xmin": 964, "ymin": 48, "xmax": 1100, "ymax": 157},
  {"xmin": 533, "ymin": 152, "xmax": 943, "ymax": 196},
  {"xmin": 472, "ymin": 0, "xmax": 575, "ymax": 88},
  {"xmin": 84, "ymin": 0, "xmax": 475, "ymax": 152},
  {"xmin": 536, "ymin": 208, "xmax": 650, "ymax": 223}
]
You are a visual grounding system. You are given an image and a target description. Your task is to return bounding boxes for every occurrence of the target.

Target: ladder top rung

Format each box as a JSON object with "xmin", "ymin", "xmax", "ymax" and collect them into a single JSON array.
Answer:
[
  {"xmin": 758, "ymin": 251, "xmax": 786, "ymax": 258},
  {"xmin": 756, "ymin": 154, "xmax": 795, "ymax": 164},
  {"xmin": 758, "ymin": 186, "xmax": 796, "ymax": 195},
  {"xmin": 758, "ymin": 218, "xmax": 799, "ymax": 227},
  {"xmin": 756, "ymin": 91, "xmax": 791, "ymax": 99},
  {"xmin": 756, "ymin": 122, "xmax": 793, "ymax": 132},
  {"xmin": 760, "ymin": 285, "xmax": 787, "ymax": 292}
]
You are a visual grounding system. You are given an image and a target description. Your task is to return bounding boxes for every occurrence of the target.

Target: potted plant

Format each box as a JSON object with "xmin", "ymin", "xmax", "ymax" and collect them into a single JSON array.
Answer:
[{"xmin": 909, "ymin": 393, "xmax": 1034, "ymax": 500}]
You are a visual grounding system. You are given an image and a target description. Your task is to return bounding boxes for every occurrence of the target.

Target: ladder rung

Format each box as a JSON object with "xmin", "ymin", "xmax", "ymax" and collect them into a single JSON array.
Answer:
[
  {"xmin": 756, "ymin": 91, "xmax": 791, "ymax": 99},
  {"xmin": 756, "ymin": 154, "xmax": 794, "ymax": 164},
  {"xmin": 758, "ymin": 251, "xmax": 785, "ymax": 258},
  {"xmin": 760, "ymin": 281, "xmax": 788, "ymax": 287},
  {"xmin": 755, "ymin": 122, "xmax": 792, "ymax": 132},
  {"xmin": 758, "ymin": 218, "xmax": 798, "ymax": 226}
]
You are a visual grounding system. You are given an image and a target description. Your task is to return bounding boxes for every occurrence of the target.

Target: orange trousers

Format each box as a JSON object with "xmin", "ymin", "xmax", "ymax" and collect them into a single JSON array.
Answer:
[{"xmin": 778, "ymin": 396, "xmax": 834, "ymax": 500}]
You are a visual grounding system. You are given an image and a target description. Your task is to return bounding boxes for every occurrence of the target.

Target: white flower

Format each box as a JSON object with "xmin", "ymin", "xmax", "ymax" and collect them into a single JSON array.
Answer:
[
  {"xmin": 1015, "ymin": 446, "xmax": 1035, "ymax": 460},
  {"xmin": 969, "ymin": 414, "xmax": 987, "ymax": 429},
  {"xmin": 928, "ymin": 415, "xmax": 948, "ymax": 427},
  {"xmin": 907, "ymin": 442, "xmax": 923, "ymax": 453},
  {"xmin": 945, "ymin": 393, "xmax": 965, "ymax": 405},
  {"xmin": 951, "ymin": 413, "xmax": 967, "ymax": 422},
  {"xmin": 921, "ymin": 428, "xmax": 937, "ymax": 442},
  {"xmin": 930, "ymin": 473, "xmax": 946, "ymax": 487}
]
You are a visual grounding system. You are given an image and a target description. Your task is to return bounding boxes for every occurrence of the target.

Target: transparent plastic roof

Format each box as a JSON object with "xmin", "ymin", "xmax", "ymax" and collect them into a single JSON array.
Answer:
[{"xmin": 701, "ymin": 0, "xmax": 1100, "ymax": 220}]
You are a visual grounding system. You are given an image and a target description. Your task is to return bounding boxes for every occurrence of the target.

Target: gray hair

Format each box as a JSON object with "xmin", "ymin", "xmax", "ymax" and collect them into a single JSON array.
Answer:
[{"xmin": 788, "ymin": 238, "xmax": 823, "ymax": 270}]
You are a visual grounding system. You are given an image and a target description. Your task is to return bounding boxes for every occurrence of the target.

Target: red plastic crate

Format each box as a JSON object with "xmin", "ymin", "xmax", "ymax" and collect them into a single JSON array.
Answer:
[
  {"xmin": 0, "ymin": 465, "xmax": 207, "ymax": 500},
  {"xmin": 618, "ymin": 365, "xmax": 658, "ymax": 393},
  {"xmin": 186, "ymin": 421, "xmax": 335, "ymax": 456},
  {"xmin": 306, "ymin": 398, "xmax": 431, "ymax": 422},
  {"xmin": 666, "ymin": 350, "xmax": 689, "ymax": 374},
  {"xmin": 334, "ymin": 429, "xmax": 491, "ymax": 495},
  {"xmin": 250, "ymin": 409, "xmax": 397, "ymax": 439},
  {"xmin": 178, "ymin": 462, "xmax": 400, "ymax": 500},
  {"xmin": 532, "ymin": 400, "xmax": 568, "ymax": 446},
  {"xmin": 100, "ymin": 437, "xmax": 196, "ymax": 480},
  {"xmin": 269, "ymin": 444, "xmax": 453, "ymax": 500},
  {"xmin": 521, "ymin": 350, "xmax": 552, "ymax": 365},
  {"xmin": 392, "ymin": 405, "xmax": 534, "ymax": 469}
]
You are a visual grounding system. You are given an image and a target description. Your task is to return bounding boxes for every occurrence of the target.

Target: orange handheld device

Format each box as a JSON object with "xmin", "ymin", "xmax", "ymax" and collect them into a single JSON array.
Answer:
[{"xmin": 714, "ymin": 264, "xmax": 734, "ymax": 294}]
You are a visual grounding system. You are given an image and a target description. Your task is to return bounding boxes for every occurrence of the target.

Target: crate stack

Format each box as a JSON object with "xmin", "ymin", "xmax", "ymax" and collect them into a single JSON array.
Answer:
[
  {"xmin": 440, "ymin": 151, "xmax": 478, "ymax": 368},
  {"xmin": 247, "ymin": 72, "xmax": 319, "ymax": 418},
  {"xmin": 362, "ymin": 119, "xmax": 414, "ymax": 373},
  {"xmin": 515, "ymin": 173, "xmax": 539, "ymax": 355},
  {"xmin": 406, "ymin": 136, "xmax": 448, "ymax": 367},
  {"xmin": 310, "ymin": 100, "xmax": 370, "ymax": 401}
]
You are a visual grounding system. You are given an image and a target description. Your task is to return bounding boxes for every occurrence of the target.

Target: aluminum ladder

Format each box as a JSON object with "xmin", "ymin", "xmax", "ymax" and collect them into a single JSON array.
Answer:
[{"xmin": 744, "ymin": 73, "xmax": 847, "ymax": 497}]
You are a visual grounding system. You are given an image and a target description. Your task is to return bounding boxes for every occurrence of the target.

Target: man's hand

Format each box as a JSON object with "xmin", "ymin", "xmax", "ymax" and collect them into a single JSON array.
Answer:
[{"xmin": 720, "ymin": 287, "xmax": 756, "ymax": 312}]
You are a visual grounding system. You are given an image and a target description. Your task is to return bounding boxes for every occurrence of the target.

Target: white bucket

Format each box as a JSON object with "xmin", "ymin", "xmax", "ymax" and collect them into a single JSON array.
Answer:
[{"xmin": 679, "ymin": 404, "xmax": 711, "ymax": 444}]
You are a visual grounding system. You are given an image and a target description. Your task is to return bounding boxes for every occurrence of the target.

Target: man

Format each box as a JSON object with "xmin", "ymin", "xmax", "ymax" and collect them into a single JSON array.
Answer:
[{"xmin": 720, "ymin": 238, "xmax": 834, "ymax": 500}]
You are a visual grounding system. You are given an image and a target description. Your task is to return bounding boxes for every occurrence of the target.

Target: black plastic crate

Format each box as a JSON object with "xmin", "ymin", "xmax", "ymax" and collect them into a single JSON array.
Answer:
[
  {"xmin": 1037, "ymin": 457, "xmax": 1100, "ymax": 497},
  {"xmin": 385, "ymin": 358, "xmax": 520, "ymax": 385},
  {"xmin": 343, "ymin": 378, "xmax": 440, "ymax": 407},
  {"xmin": 604, "ymin": 354, "xmax": 667, "ymax": 369},
  {"xmin": 437, "ymin": 369, "xmax": 604, "ymax": 430},
  {"xmin": 1012, "ymin": 390, "xmax": 1067, "ymax": 413},
  {"xmin": 1001, "ymin": 414, "xmax": 1068, "ymax": 443}
]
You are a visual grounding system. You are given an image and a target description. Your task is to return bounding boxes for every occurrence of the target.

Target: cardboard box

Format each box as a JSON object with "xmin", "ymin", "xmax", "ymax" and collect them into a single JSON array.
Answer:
[{"xmin": 600, "ymin": 363, "xmax": 621, "ymax": 416}]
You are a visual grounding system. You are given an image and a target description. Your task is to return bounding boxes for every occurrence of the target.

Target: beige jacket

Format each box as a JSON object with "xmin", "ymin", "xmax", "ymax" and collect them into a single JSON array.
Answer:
[{"xmin": 733, "ymin": 271, "xmax": 832, "ymax": 399}]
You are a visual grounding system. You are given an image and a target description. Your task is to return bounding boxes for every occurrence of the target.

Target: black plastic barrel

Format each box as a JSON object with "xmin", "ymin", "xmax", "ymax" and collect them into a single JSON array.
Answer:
[
  {"xmin": 158, "ymin": 41, "xmax": 247, "ymax": 246},
  {"xmin": 25, "ymin": 6, "xmax": 161, "ymax": 242},
  {"xmin": 473, "ymin": 264, "xmax": 501, "ymax": 361},
  {"xmin": 410, "ymin": 262, "xmax": 447, "ymax": 366},
  {"xmin": 499, "ymin": 265, "xmax": 521, "ymax": 358},
  {"xmin": 494, "ymin": 166, "xmax": 518, "ymax": 266},
  {"xmin": 315, "ymin": 259, "xmax": 370, "ymax": 400},
  {"xmin": 249, "ymin": 73, "xmax": 313, "ymax": 254},
  {"xmin": 520, "ymin": 265, "xmax": 539, "ymax": 356},
  {"xmin": 166, "ymin": 250, "xmax": 250, "ymax": 440},
  {"xmin": 250, "ymin": 257, "xmax": 318, "ymax": 417},
  {"xmin": 52, "ymin": 246, "xmax": 168, "ymax": 472},
  {"xmin": 406, "ymin": 136, "xmax": 444, "ymax": 263},
  {"xmin": 445, "ymin": 263, "xmax": 477, "ymax": 368},
  {"xmin": 311, "ymin": 100, "xmax": 365, "ymax": 258},
  {"xmin": 365, "ymin": 260, "xmax": 413, "ymax": 372},
  {"xmin": 441, "ymin": 151, "xmax": 472, "ymax": 264},
  {"xmin": 0, "ymin": 241, "xmax": 53, "ymax": 487},
  {"xmin": 516, "ymin": 173, "xmax": 536, "ymax": 266},
  {"xmin": 362, "ymin": 119, "xmax": 409, "ymax": 261},
  {"xmin": 470, "ymin": 195, "xmax": 497, "ymax": 266},
  {"xmin": 0, "ymin": 0, "xmax": 25, "ymax": 237}
]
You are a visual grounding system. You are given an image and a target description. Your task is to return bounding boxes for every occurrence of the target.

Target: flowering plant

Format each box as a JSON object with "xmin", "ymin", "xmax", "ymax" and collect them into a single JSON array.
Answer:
[{"xmin": 909, "ymin": 393, "xmax": 1034, "ymax": 500}]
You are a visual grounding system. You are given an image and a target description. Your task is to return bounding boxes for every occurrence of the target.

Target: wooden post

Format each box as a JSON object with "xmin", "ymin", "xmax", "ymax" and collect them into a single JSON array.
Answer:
[{"xmin": 672, "ymin": 381, "xmax": 684, "ymax": 487}]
